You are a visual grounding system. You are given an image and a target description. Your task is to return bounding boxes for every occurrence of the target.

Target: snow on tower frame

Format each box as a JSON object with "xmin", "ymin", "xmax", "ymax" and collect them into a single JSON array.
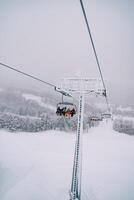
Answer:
[
  {"xmin": 57, "ymin": 78, "xmax": 106, "ymax": 94},
  {"xmin": 55, "ymin": 78, "xmax": 106, "ymax": 118}
]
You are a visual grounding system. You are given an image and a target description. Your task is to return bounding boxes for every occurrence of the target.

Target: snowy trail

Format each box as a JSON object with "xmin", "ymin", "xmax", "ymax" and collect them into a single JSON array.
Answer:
[
  {"xmin": 83, "ymin": 122, "xmax": 134, "ymax": 200},
  {"xmin": 0, "ymin": 122, "xmax": 134, "ymax": 200}
]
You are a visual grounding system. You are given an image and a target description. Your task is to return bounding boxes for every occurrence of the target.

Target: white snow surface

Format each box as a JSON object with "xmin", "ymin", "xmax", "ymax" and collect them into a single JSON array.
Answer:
[
  {"xmin": 22, "ymin": 93, "xmax": 56, "ymax": 111},
  {"xmin": 0, "ymin": 121, "xmax": 134, "ymax": 200}
]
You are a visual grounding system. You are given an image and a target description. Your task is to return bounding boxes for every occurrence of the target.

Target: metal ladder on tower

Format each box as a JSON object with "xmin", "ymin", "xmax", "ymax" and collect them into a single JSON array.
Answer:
[{"xmin": 70, "ymin": 94, "xmax": 84, "ymax": 200}]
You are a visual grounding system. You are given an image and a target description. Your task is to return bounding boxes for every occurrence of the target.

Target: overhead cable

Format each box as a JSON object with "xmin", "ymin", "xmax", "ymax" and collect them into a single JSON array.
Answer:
[
  {"xmin": 0, "ymin": 62, "xmax": 55, "ymax": 88},
  {"xmin": 79, "ymin": 0, "xmax": 111, "ymax": 113}
]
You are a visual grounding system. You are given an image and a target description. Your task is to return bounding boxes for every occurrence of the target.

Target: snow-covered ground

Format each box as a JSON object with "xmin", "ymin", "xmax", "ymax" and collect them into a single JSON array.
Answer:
[
  {"xmin": 0, "ymin": 121, "xmax": 134, "ymax": 200},
  {"xmin": 22, "ymin": 93, "xmax": 56, "ymax": 111}
]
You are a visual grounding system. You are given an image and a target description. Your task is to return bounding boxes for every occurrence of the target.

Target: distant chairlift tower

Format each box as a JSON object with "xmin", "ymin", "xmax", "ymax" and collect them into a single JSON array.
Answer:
[{"xmin": 56, "ymin": 78, "xmax": 105, "ymax": 200}]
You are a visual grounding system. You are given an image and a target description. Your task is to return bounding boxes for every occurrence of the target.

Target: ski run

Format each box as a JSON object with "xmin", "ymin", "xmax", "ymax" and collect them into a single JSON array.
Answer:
[{"xmin": 0, "ymin": 121, "xmax": 134, "ymax": 200}]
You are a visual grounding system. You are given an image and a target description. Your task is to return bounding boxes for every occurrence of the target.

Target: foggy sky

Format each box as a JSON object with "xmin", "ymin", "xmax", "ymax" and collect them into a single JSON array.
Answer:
[{"xmin": 0, "ymin": 0, "xmax": 134, "ymax": 107}]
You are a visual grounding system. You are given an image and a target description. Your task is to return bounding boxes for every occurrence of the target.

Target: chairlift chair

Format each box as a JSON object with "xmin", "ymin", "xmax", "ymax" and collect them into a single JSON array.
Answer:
[
  {"xmin": 56, "ymin": 102, "xmax": 77, "ymax": 117},
  {"xmin": 102, "ymin": 113, "xmax": 111, "ymax": 119},
  {"xmin": 90, "ymin": 116, "xmax": 102, "ymax": 121}
]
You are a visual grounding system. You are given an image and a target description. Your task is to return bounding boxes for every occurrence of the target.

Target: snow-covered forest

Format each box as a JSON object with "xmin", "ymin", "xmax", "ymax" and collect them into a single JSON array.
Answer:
[
  {"xmin": 0, "ymin": 88, "xmax": 100, "ymax": 132},
  {"xmin": 0, "ymin": 88, "xmax": 134, "ymax": 135},
  {"xmin": 113, "ymin": 117, "xmax": 134, "ymax": 135}
]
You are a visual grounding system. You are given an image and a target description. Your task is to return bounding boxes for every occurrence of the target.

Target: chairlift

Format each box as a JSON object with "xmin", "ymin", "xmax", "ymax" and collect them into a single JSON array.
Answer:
[
  {"xmin": 56, "ymin": 102, "xmax": 77, "ymax": 117},
  {"xmin": 102, "ymin": 113, "xmax": 111, "ymax": 119},
  {"xmin": 90, "ymin": 116, "xmax": 102, "ymax": 121}
]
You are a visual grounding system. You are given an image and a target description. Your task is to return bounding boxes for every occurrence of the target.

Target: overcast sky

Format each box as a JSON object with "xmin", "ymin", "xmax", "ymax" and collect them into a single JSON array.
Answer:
[{"xmin": 0, "ymin": 0, "xmax": 134, "ymax": 107}]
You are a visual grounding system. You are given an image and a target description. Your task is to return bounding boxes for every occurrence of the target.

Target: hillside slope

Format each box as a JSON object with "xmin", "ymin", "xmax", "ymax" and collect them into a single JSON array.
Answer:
[{"xmin": 0, "ymin": 121, "xmax": 134, "ymax": 200}]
